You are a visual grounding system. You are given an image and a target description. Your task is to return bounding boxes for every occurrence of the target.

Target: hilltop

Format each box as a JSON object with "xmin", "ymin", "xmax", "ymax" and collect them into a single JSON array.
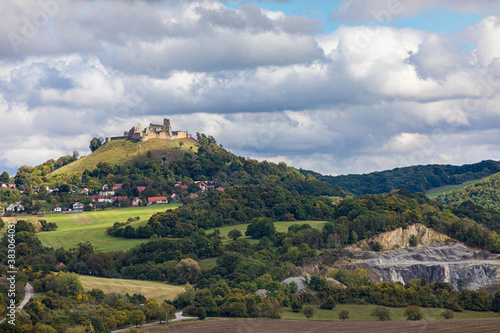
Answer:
[
  {"xmin": 435, "ymin": 172, "xmax": 500, "ymax": 211},
  {"xmin": 52, "ymin": 137, "xmax": 198, "ymax": 175}
]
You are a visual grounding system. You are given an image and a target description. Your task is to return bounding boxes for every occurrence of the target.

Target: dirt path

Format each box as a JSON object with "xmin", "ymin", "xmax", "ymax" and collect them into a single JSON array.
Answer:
[{"xmin": 137, "ymin": 318, "xmax": 500, "ymax": 333}]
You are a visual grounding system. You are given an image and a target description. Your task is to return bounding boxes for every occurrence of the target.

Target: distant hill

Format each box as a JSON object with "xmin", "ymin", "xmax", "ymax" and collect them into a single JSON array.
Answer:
[
  {"xmin": 435, "ymin": 172, "xmax": 500, "ymax": 211},
  {"xmin": 300, "ymin": 160, "xmax": 500, "ymax": 195},
  {"xmin": 51, "ymin": 137, "xmax": 199, "ymax": 175}
]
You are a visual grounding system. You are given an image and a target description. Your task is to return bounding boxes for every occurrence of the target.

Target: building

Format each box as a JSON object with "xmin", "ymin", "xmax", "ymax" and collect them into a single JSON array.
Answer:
[
  {"xmin": 132, "ymin": 197, "xmax": 143, "ymax": 206},
  {"xmin": 188, "ymin": 193, "xmax": 198, "ymax": 199},
  {"xmin": 148, "ymin": 197, "xmax": 168, "ymax": 204},
  {"xmin": 6, "ymin": 202, "xmax": 25, "ymax": 212},
  {"xmin": 0, "ymin": 205, "xmax": 4, "ymax": 216},
  {"xmin": 106, "ymin": 118, "xmax": 192, "ymax": 143},
  {"xmin": 53, "ymin": 207, "xmax": 62, "ymax": 213},
  {"xmin": 73, "ymin": 201, "xmax": 84, "ymax": 211},
  {"xmin": 137, "ymin": 186, "xmax": 146, "ymax": 192}
]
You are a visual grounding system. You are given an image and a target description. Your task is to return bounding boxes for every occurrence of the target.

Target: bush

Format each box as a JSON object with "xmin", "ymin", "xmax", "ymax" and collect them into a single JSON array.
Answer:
[
  {"xmin": 441, "ymin": 309, "xmax": 454, "ymax": 319},
  {"xmin": 197, "ymin": 307, "xmax": 207, "ymax": 320},
  {"xmin": 228, "ymin": 229, "xmax": 242, "ymax": 240},
  {"xmin": 291, "ymin": 300, "xmax": 303, "ymax": 312},
  {"xmin": 338, "ymin": 309, "xmax": 349, "ymax": 321},
  {"xmin": 320, "ymin": 296, "xmax": 336, "ymax": 310},
  {"xmin": 404, "ymin": 306, "xmax": 423, "ymax": 321},
  {"xmin": 409, "ymin": 234, "xmax": 418, "ymax": 246},
  {"xmin": 372, "ymin": 241, "xmax": 383, "ymax": 252},
  {"xmin": 371, "ymin": 306, "xmax": 391, "ymax": 321}
]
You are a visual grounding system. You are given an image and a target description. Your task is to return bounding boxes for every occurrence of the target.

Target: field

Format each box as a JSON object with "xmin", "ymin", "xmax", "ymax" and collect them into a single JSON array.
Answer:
[
  {"xmin": 51, "ymin": 137, "xmax": 198, "ymax": 175},
  {"xmin": 425, "ymin": 177, "xmax": 489, "ymax": 199},
  {"xmin": 36, "ymin": 203, "xmax": 181, "ymax": 252},
  {"xmin": 79, "ymin": 275, "xmax": 184, "ymax": 303},
  {"xmin": 139, "ymin": 317, "xmax": 500, "ymax": 333},
  {"xmin": 207, "ymin": 220, "xmax": 328, "ymax": 244}
]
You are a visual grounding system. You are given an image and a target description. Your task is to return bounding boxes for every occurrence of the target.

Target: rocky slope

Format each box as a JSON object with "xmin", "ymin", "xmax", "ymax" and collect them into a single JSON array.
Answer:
[
  {"xmin": 347, "ymin": 223, "xmax": 450, "ymax": 251},
  {"xmin": 345, "ymin": 225, "xmax": 500, "ymax": 291}
]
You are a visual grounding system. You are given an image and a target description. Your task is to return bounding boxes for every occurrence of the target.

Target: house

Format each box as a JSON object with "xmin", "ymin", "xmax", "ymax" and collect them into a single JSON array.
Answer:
[
  {"xmin": 188, "ymin": 193, "xmax": 198, "ymax": 199},
  {"xmin": 132, "ymin": 197, "xmax": 143, "ymax": 206},
  {"xmin": 53, "ymin": 207, "xmax": 62, "ymax": 213},
  {"xmin": 198, "ymin": 182, "xmax": 209, "ymax": 192},
  {"xmin": 102, "ymin": 184, "xmax": 109, "ymax": 190},
  {"xmin": 1, "ymin": 183, "xmax": 7, "ymax": 188},
  {"xmin": 216, "ymin": 187, "xmax": 227, "ymax": 192},
  {"xmin": 80, "ymin": 188, "xmax": 90, "ymax": 195},
  {"xmin": 112, "ymin": 183, "xmax": 123, "ymax": 191},
  {"xmin": 0, "ymin": 205, "xmax": 4, "ymax": 216},
  {"xmin": 111, "ymin": 196, "xmax": 128, "ymax": 201},
  {"xmin": 137, "ymin": 186, "xmax": 146, "ymax": 192},
  {"xmin": 8, "ymin": 184, "xmax": 16, "ymax": 189},
  {"xmin": 6, "ymin": 202, "xmax": 25, "ymax": 212},
  {"xmin": 73, "ymin": 201, "xmax": 84, "ymax": 211},
  {"xmin": 174, "ymin": 182, "xmax": 189, "ymax": 190},
  {"xmin": 99, "ymin": 191, "xmax": 115, "ymax": 196},
  {"xmin": 148, "ymin": 196, "xmax": 168, "ymax": 204}
]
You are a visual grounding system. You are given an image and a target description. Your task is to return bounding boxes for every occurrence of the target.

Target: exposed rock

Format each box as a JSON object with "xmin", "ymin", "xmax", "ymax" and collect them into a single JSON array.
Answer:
[
  {"xmin": 349, "ymin": 243, "xmax": 500, "ymax": 291},
  {"xmin": 255, "ymin": 289, "xmax": 269, "ymax": 298},
  {"xmin": 282, "ymin": 277, "xmax": 308, "ymax": 293},
  {"xmin": 326, "ymin": 278, "xmax": 346, "ymax": 288},
  {"xmin": 347, "ymin": 223, "xmax": 451, "ymax": 251}
]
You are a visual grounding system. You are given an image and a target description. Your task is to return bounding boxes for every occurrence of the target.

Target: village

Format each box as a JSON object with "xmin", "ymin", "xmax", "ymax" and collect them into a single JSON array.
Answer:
[{"xmin": 0, "ymin": 180, "xmax": 226, "ymax": 216}]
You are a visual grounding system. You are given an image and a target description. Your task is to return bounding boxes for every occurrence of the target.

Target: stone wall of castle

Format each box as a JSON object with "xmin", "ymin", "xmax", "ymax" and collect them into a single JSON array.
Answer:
[{"xmin": 106, "ymin": 118, "xmax": 191, "ymax": 143}]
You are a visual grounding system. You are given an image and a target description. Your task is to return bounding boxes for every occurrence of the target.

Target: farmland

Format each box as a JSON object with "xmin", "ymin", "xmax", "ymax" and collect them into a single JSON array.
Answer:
[
  {"xmin": 36, "ymin": 203, "xmax": 181, "ymax": 252},
  {"xmin": 79, "ymin": 275, "xmax": 184, "ymax": 303}
]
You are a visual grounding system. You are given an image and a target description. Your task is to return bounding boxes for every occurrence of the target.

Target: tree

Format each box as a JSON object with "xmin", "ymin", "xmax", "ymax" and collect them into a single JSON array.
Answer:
[
  {"xmin": 291, "ymin": 299, "xmax": 302, "ymax": 312},
  {"xmin": 0, "ymin": 218, "xmax": 4, "ymax": 230},
  {"xmin": 372, "ymin": 241, "xmax": 383, "ymax": 252},
  {"xmin": 72, "ymin": 150, "xmax": 80, "ymax": 159},
  {"xmin": 441, "ymin": 309, "xmax": 454, "ymax": 319},
  {"xmin": 371, "ymin": 306, "xmax": 391, "ymax": 321},
  {"xmin": 338, "ymin": 309, "xmax": 349, "ymax": 321},
  {"xmin": 320, "ymin": 296, "xmax": 336, "ymax": 310},
  {"xmin": 228, "ymin": 229, "xmax": 243, "ymax": 240},
  {"xmin": 130, "ymin": 309, "xmax": 146, "ymax": 327},
  {"xmin": 245, "ymin": 217, "xmax": 276, "ymax": 239},
  {"xmin": 163, "ymin": 303, "xmax": 177, "ymax": 324},
  {"xmin": 89, "ymin": 137, "xmax": 104, "ymax": 152},
  {"xmin": 409, "ymin": 234, "xmax": 418, "ymax": 247},
  {"xmin": 175, "ymin": 258, "xmax": 202, "ymax": 283},
  {"xmin": 404, "ymin": 306, "xmax": 423, "ymax": 321},
  {"xmin": 197, "ymin": 307, "xmax": 206, "ymax": 320},
  {"xmin": 303, "ymin": 306, "xmax": 314, "ymax": 320},
  {"xmin": 51, "ymin": 272, "xmax": 84, "ymax": 296},
  {"xmin": 0, "ymin": 171, "xmax": 9, "ymax": 183}
]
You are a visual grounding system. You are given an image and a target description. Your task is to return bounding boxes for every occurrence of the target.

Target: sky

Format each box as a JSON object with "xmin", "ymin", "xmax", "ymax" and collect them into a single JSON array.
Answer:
[{"xmin": 1, "ymin": 0, "xmax": 500, "ymax": 177}]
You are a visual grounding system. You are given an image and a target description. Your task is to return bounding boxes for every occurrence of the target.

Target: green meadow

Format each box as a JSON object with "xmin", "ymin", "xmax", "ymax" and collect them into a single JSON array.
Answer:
[
  {"xmin": 207, "ymin": 220, "xmax": 328, "ymax": 244},
  {"xmin": 36, "ymin": 203, "xmax": 181, "ymax": 252}
]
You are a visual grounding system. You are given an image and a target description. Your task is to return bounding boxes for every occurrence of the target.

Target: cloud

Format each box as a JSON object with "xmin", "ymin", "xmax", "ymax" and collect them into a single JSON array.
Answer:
[{"xmin": 1, "ymin": 1, "xmax": 500, "ymax": 177}]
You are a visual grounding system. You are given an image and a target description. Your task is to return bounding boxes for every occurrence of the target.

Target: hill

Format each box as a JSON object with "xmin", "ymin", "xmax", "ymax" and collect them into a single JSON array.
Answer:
[
  {"xmin": 300, "ymin": 160, "xmax": 500, "ymax": 195},
  {"xmin": 52, "ymin": 137, "xmax": 199, "ymax": 175},
  {"xmin": 435, "ymin": 172, "xmax": 500, "ymax": 211}
]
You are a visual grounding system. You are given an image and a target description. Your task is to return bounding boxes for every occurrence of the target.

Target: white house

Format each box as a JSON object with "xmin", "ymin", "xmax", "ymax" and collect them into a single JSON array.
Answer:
[
  {"xmin": 6, "ymin": 202, "xmax": 25, "ymax": 212},
  {"xmin": 73, "ymin": 201, "xmax": 84, "ymax": 211},
  {"xmin": 53, "ymin": 207, "xmax": 62, "ymax": 213}
]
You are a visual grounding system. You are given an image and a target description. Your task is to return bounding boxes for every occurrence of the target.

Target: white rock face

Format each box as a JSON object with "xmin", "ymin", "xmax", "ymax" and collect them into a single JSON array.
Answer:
[{"xmin": 350, "ymin": 243, "xmax": 500, "ymax": 290}]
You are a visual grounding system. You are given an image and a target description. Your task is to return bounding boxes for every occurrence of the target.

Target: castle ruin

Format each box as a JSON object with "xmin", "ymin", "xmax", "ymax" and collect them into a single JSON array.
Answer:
[{"xmin": 106, "ymin": 118, "xmax": 191, "ymax": 143}]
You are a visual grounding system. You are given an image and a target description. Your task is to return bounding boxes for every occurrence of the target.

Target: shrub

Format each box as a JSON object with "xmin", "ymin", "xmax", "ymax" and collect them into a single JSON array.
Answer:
[
  {"xmin": 404, "ymin": 306, "xmax": 423, "ymax": 321},
  {"xmin": 371, "ymin": 306, "xmax": 391, "ymax": 321},
  {"xmin": 338, "ymin": 309, "xmax": 349, "ymax": 321},
  {"xmin": 303, "ymin": 306, "xmax": 314, "ymax": 320},
  {"xmin": 372, "ymin": 241, "xmax": 383, "ymax": 252},
  {"xmin": 320, "ymin": 296, "xmax": 336, "ymax": 310},
  {"xmin": 291, "ymin": 300, "xmax": 303, "ymax": 312},
  {"xmin": 441, "ymin": 309, "xmax": 454, "ymax": 319}
]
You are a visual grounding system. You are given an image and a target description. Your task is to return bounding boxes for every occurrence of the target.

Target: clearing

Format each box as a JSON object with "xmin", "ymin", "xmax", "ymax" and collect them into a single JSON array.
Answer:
[
  {"xmin": 79, "ymin": 275, "xmax": 184, "ymax": 303},
  {"xmin": 425, "ymin": 177, "xmax": 489, "ymax": 199}
]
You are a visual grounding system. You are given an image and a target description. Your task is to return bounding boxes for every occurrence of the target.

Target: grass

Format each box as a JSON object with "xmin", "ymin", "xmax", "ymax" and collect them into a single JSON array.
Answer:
[
  {"xmin": 425, "ymin": 177, "xmax": 489, "ymax": 199},
  {"xmin": 207, "ymin": 221, "xmax": 328, "ymax": 244},
  {"xmin": 51, "ymin": 137, "xmax": 199, "ymax": 175},
  {"xmin": 36, "ymin": 203, "xmax": 181, "ymax": 252},
  {"xmin": 79, "ymin": 275, "xmax": 184, "ymax": 303},
  {"xmin": 281, "ymin": 304, "xmax": 500, "ymax": 321}
]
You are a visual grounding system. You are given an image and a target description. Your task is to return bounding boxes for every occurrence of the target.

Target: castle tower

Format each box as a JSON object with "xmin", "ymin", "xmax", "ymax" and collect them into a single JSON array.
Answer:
[{"xmin": 163, "ymin": 118, "xmax": 172, "ymax": 136}]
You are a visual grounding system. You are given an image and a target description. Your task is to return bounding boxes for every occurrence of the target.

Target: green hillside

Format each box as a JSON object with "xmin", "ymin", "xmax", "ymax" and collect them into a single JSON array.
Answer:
[
  {"xmin": 37, "ymin": 203, "xmax": 180, "ymax": 252},
  {"xmin": 52, "ymin": 137, "xmax": 199, "ymax": 175},
  {"xmin": 436, "ymin": 172, "xmax": 500, "ymax": 210},
  {"xmin": 425, "ymin": 177, "xmax": 489, "ymax": 199}
]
